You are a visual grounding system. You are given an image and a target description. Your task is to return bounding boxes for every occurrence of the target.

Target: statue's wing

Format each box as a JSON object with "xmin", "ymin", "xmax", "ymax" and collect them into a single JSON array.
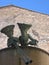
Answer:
[
  {"xmin": 1, "ymin": 25, "xmax": 15, "ymax": 37},
  {"xmin": 17, "ymin": 23, "xmax": 32, "ymax": 33}
]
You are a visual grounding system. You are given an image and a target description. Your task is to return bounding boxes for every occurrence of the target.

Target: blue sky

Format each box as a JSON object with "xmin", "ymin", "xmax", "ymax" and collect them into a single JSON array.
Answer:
[{"xmin": 0, "ymin": 0, "xmax": 49, "ymax": 15}]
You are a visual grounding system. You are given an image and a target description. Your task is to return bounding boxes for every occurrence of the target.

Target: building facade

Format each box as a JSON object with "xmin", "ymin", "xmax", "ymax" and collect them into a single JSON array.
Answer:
[{"xmin": 0, "ymin": 5, "xmax": 49, "ymax": 52}]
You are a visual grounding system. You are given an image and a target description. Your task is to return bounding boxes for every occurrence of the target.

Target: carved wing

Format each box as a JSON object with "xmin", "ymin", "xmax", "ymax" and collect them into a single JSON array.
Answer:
[{"xmin": 1, "ymin": 25, "xmax": 15, "ymax": 37}]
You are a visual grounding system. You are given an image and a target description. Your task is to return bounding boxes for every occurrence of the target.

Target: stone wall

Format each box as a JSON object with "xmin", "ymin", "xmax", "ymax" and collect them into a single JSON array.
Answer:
[{"xmin": 0, "ymin": 5, "xmax": 49, "ymax": 52}]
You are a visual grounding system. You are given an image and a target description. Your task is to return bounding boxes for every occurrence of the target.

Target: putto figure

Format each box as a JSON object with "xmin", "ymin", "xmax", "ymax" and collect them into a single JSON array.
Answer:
[
  {"xmin": 1, "ymin": 23, "xmax": 38, "ymax": 47},
  {"xmin": 18, "ymin": 23, "xmax": 38, "ymax": 47}
]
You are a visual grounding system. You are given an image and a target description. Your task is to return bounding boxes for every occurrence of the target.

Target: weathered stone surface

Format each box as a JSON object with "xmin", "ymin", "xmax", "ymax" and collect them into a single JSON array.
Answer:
[{"xmin": 0, "ymin": 5, "xmax": 49, "ymax": 52}]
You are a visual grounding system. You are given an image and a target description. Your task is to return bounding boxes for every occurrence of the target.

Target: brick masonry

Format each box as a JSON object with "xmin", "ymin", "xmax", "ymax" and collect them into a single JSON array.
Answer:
[{"xmin": 0, "ymin": 5, "xmax": 49, "ymax": 52}]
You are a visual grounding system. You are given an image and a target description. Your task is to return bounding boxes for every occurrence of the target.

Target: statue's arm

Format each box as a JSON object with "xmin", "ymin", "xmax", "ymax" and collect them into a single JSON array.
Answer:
[{"xmin": 28, "ymin": 34, "xmax": 38, "ymax": 45}]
